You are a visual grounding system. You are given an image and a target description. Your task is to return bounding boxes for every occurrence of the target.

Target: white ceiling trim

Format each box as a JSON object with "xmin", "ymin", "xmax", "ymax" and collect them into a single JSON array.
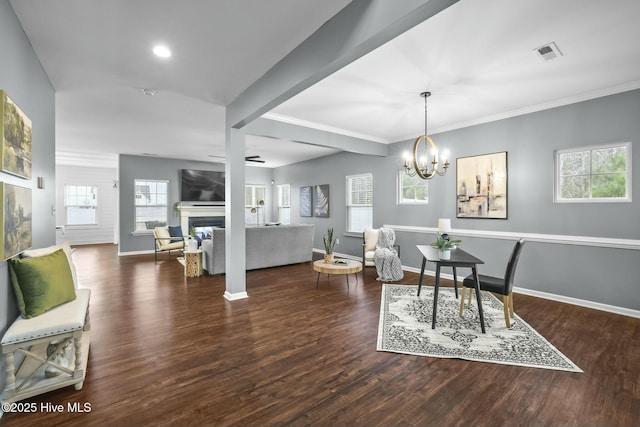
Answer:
[
  {"xmin": 418, "ymin": 80, "xmax": 640, "ymax": 139},
  {"xmin": 262, "ymin": 112, "xmax": 390, "ymax": 144}
]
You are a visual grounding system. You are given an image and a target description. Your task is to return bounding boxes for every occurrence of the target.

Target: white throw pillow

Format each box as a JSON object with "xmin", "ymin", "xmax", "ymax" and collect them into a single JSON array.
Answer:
[
  {"xmin": 364, "ymin": 228, "xmax": 379, "ymax": 252},
  {"xmin": 21, "ymin": 242, "xmax": 79, "ymax": 288}
]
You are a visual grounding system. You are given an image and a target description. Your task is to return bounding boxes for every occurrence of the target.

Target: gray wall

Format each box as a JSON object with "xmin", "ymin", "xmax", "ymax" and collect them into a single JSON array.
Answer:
[
  {"xmin": 1, "ymin": 0, "xmax": 56, "ymax": 389},
  {"xmin": 274, "ymin": 89, "xmax": 640, "ymax": 311},
  {"xmin": 118, "ymin": 154, "xmax": 274, "ymax": 254}
]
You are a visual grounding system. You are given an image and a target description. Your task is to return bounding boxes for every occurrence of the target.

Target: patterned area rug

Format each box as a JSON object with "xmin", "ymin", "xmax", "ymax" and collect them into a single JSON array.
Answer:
[{"xmin": 377, "ymin": 284, "xmax": 582, "ymax": 372}]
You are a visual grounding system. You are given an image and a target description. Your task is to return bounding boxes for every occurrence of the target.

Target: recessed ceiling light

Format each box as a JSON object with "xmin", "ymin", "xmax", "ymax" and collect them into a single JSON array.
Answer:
[
  {"xmin": 153, "ymin": 45, "xmax": 171, "ymax": 58},
  {"xmin": 141, "ymin": 88, "xmax": 155, "ymax": 96}
]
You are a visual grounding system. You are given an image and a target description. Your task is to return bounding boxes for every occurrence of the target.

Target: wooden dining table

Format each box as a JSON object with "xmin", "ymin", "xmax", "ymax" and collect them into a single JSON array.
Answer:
[{"xmin": 416, "ymin": 245, "xmax": 487, "ymax": 333}]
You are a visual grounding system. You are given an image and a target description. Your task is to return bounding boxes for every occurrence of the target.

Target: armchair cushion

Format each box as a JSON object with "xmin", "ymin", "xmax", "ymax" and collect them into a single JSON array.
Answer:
[
  {"xmin": 8, "ymin": 249, "xmax": 77, "ymax": 319},
  {"xmin": 154, "ymin": 227, "xmax": 171, "ymax": 246},
  {"xmin": 364, "ymin": 228, "xmax": 379, "ymax": 252}
]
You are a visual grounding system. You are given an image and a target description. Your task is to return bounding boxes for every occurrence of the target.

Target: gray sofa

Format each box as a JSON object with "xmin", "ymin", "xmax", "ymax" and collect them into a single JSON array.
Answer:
[{"xmin": 201, "ymin": 224, "xmax": 314, "ymax": 275}]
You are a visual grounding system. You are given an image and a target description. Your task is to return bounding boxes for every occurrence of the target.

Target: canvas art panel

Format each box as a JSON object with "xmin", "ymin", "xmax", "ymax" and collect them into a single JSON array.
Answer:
[
  {"xmin": 1, "ymin": 91, "xmax": 33, "ymax": 179},
  {"xmin": 1, "ymin": 182, "xmax": 33, "ymax": 260},
  {"xmin": 313, "ymin": 184, "xmax": 330, "ymax": 218},
  {"xmin": 300, "ymin": 186, "xmax": 312, "ymax": 217},
  {"xmin": 456, "ymin": 151, "xmax": 508, "ymax": 219}
]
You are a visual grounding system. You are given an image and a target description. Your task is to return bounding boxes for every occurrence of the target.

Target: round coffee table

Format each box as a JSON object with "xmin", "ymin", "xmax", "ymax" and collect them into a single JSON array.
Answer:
[{"xmin": 313, "ymin": 259, "xmax": 363, "ymax": 291}]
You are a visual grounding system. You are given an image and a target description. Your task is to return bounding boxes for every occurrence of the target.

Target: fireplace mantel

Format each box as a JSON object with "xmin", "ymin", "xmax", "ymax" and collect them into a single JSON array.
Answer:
[{"xmin": 180, "ymin": 205, "xmax": 225, "ymax": 232}]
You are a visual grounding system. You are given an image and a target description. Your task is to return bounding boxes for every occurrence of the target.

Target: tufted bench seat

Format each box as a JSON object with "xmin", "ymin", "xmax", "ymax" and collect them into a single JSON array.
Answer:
[{"xmin": 1, "ymin": 288, "xmax": 91, "ymax": 404}]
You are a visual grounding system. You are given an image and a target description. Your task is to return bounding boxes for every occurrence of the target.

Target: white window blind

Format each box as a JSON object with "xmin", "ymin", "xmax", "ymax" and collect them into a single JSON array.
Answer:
[
  {"xmin": 277, "ymin": 184, "xmax": 291, "ymax": 224},
  {"xmin": 346, "ymin": 173, "xmax": 372, "ymax": 233}
]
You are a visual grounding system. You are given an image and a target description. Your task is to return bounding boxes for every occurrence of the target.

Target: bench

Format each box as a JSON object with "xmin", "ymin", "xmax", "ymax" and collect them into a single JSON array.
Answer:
[{"xmin": 1, "ymin": 288, "xmax": 91, "ymax": 405}]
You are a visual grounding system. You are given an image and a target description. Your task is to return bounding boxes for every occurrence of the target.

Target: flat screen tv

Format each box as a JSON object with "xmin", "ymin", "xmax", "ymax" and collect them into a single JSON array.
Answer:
[{"xmin": 181, "ymin": 169, "xmax": 225, "ymax": 203}]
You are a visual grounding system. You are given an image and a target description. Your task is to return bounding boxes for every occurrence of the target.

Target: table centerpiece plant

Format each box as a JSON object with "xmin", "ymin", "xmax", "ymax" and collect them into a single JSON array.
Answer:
[
  {"xmin": 323, "ymin": 227, "xmax": 339, "ymax": 263},
  {"xmin": 431, "ymin": 235, "xmax": 461, "ymax": 260}
]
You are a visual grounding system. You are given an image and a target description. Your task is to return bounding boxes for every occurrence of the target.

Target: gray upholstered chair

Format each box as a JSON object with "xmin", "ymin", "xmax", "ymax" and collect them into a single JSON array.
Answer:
[{"xmin": 459, "ymin": 238, "xmax": 525, "ymax": 328}]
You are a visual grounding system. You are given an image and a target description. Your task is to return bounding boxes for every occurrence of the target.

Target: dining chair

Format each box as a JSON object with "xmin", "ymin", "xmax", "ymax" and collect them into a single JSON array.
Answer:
[{"xmin": 459, "ymin": 238, "xmax": 525, "ymax": 328}]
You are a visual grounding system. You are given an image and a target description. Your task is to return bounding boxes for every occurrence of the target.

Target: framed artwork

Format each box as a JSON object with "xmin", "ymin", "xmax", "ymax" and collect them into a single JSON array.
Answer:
[
  {"xmin": 456, "ymin": 151, "xmax": 508, "ymax": 219},
  {"xmin": 313, "ymin": 184, "xmax": 330, "ymax": 218},
  {"xmin": 300, "ymin": 186, "xmax": 312, "ymax": 217},
  {"xmin": 1, "ymin": 182, "xmax": 33, "ymax": 260},
  {"xmin": 1, "ymin": 91, "xmax": 32, "ymax": 179}
]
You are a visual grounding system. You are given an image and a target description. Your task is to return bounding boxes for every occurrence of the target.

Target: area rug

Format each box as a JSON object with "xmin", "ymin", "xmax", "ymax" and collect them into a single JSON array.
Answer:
[{"xmin": 377, "ymin": 284, "xmax": 582, "ymax": 372}]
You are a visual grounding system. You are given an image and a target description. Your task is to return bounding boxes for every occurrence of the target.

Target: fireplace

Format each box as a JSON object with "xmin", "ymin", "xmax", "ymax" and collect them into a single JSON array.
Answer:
[
  {"xmin": 179, "ymin": 205, "xmax": 225, "ymax": 239},
  {"xmin": 188, "ymin": 216, "xmax": 225, "ymax": 241}
]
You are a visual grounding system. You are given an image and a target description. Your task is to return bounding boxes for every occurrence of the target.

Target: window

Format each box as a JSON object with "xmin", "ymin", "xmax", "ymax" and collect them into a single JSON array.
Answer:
[
  {"xmin": 277, "ymin": 184, "xmax": 291, "ymax": 224},
  {"xmin": 555, "ymin": 142, "xmax": 631, "ymax": 202},
  {"xmin": 398, "ymin": 170, "xmax": 429, "ymax": 204},
  {"xmin": 245, "ymin": 184, "xmax": 266, "ymax": 224},
  {"xmin": 65, "ymin": 185, "xmax": 97, "ymax": 225},
  {"xmin": 346, "ymin": 173, "xmax": 373, "ymax": 233},
  {"xmin": 134, "ymin": 179, "xmax": 168, "ymax": 231}
]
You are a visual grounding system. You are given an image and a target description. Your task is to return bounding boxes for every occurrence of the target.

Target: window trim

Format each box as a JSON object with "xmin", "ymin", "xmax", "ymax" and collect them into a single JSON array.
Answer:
[
  {"xmin": 345, "ymin": 172, "xmax": 373, "ymax": 234},
  {"xmin": 554, "ymin": 141, "xmax": 632, "ymax": 203},
  {"xmin": 134, "ymin": 179, "xmax": 169, "ymax": 232},
  {"xmin": 277, "ymin": 183, "xmax": 291, "ymax": 224},
  {"xmin": 64, "ymin": 184, "xmax": 98, "ymax": 226},
  {"xmin": 397, "ymin": 169, "xmax": 429, "ymax": 205}
]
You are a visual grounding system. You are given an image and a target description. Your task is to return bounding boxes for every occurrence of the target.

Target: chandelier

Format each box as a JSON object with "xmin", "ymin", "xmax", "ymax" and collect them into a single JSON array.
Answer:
[{"xmin": 403, "ymin": 92, "xmax": 450, "ymax": 179}]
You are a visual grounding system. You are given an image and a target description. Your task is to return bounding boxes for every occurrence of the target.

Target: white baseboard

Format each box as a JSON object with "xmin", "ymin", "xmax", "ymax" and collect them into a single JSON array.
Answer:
[
  {"xmin": 223, "ymin": 291, "xmax": 248, "ymax": 301},
  {"xmin": 118, "ymin": 249, "xmax": 154, "ymax": 256},
  {"xmin": 401, "ymin": 265, "xmax": 640, "ymax": 319},
  {"xmin": 513, "ymin": 287, "xmax": 640, "ymax": 319}
]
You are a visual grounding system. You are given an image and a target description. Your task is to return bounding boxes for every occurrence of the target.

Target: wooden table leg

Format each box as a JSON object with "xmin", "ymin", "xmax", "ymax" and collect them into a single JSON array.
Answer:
[
  {"xmin": 417, "ymin": 257, "xmax": 427, "ymax": 296},
  {"xmin": 432, "ymin": 264, "xmax": 441, "ymax": 329},
  {"xmin": 472, "ymin": 267, "xmax": 486, "ymax": 333}
]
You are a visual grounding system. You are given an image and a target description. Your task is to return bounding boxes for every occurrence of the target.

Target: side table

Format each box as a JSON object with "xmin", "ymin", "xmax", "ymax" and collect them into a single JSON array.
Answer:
[
  {"xmin": 184, "ymin": 250, "xmax": 203, "ymax": 278},
  {"xmin": 313, "ymin": 259, "xmax": 362, "ymax": 291}
]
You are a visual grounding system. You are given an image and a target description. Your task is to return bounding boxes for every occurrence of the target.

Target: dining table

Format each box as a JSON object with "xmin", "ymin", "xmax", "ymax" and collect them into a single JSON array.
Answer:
[{"xmin": 416, "ymin": 244, "xmax": 487, "ymax": 333}]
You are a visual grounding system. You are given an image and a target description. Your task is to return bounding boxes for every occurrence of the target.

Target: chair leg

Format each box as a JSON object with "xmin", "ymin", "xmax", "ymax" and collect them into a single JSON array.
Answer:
[
  {"xmin": 508, "ymin": 292, "xmax": 515, "ymax": 317},
  {"xmin": 459, "ymin": 287, "xmax": 466, "ymax": 317},
  {"xmin": 467, "ymin": 287, "xmax": 473, "ymax": 307},
  {"xmin": 502, "ymin": 295, "xmax": 511, "ymax": 328}
]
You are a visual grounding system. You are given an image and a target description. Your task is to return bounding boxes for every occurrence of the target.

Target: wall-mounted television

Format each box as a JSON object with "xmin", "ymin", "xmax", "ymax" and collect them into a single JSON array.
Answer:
[{"xmin": 181, "ymin": 169, "xmax": 225, "ymax": 204}]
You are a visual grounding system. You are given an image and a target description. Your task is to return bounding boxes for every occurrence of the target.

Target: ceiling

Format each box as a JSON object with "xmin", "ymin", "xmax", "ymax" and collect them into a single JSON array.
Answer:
[{"xmin": 10, "ymin": 0, "xmax": 640, "ymax": 169}]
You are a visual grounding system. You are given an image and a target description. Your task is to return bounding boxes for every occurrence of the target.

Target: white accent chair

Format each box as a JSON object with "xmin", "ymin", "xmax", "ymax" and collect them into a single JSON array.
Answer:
[
  {"xmin": 153, "ymin": 226, "xmax": 185, "ymax": 261},
  {"xmin": 362, "ymin": 228, "xmax": 400, "ymax": 278}
]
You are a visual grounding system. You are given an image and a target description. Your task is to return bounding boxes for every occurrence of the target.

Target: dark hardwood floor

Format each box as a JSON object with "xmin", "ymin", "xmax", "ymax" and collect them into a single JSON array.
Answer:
[{"xmin": 3, "ymin": 244, "xmax": 639, "ymax": 427}]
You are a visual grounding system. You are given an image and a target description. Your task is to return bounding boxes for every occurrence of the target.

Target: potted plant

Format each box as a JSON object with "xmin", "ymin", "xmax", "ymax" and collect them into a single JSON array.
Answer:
[
  {"xmin": 323, "ymin": 227, "xmax": 339, "ymax": 263},
  {"xmin": 431, "ymin": 235, "xmax": 461, "ymax": 260}
]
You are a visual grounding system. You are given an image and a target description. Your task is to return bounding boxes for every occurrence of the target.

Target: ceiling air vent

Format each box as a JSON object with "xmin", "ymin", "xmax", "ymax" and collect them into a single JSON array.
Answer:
[{"xmin": 533, "ymin": 42, "xmax": 563, "ymax": 61}]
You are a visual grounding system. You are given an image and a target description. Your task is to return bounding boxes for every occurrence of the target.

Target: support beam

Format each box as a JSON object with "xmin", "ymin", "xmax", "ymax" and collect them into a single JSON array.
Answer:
[
  {"xmin": 227, "ymin": 0, "xmax": 459, "ymax": 129},
  {"xmin": 223, "ymin": 127, "xmax": 248, "ymax": 301},
  {"xmin": 243, "ymin": 117, "xmax": 388, "ymax": 156}
]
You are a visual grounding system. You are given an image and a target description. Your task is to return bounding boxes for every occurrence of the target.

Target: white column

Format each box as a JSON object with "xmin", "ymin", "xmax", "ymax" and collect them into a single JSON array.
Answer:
[{"xmin": 223, "ymin": 127, "xmax": 248, "ymax": 300}]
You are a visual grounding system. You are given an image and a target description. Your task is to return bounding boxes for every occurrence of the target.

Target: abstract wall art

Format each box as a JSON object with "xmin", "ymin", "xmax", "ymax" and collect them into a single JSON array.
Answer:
[{"xmin": 456, "ymin": 151, "xmax": 508, "ymax": 219}]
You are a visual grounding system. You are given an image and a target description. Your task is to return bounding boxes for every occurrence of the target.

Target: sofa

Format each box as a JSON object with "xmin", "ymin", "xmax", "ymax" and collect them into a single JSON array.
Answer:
[{"xmin": 201, "ymin": 224, "xmax": 314, "ymax": 275}]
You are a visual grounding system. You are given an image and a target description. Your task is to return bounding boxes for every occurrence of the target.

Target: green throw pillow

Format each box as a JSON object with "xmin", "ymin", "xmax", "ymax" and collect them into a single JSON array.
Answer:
[{"xmin": 9, "ymin": 249, "xmax": 77, "ymax": 319}]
